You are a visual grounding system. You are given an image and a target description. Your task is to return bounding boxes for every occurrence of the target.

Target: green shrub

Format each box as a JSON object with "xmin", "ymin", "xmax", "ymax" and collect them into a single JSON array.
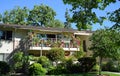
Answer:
[
  {"xmin": 47, "ymin": 64, "xmax": 67, "ymax": 75},
  {"xmin": 28, "ymin": 63, "xmax": 47, "ymax": 75},
  {"xmin": 78, "ymin": 57, "xmax": 96, "ymax": 72},
  {"xmin": 37, "ymin": 56, "xmax": 51, "ymax": 69},
  {"xmin": 102, "ymin": 60, "xmax": 120, "ymax": 72},
  {"xmin": 47, "ymin": 48, "xmax": 65, "ymax": 62},
  {"xmin": 92, "ymin": 64, "xmax": 100, "ymax": 72},
  {"xmin": 12, "ymin": 51, "xmax": 23, "ymax": 72},
  {"xmin": 12, "ymin": 51, "xmax": 30, "ymax": 73},
  {"xmin": 0, "ymin": 61, "xmax": 10, "ymax": 75}
]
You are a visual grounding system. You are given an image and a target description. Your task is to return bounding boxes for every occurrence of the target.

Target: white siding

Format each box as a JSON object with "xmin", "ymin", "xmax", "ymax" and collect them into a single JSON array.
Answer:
[{"xmin": 0, "ymin": 40, "xmax": 13, "ymax": 53}]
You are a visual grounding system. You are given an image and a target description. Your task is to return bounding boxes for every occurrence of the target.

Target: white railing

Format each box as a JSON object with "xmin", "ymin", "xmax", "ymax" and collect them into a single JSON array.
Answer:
[{"xmin": 30, "ymin": 38, "xmax": 79, "ymax": 48}]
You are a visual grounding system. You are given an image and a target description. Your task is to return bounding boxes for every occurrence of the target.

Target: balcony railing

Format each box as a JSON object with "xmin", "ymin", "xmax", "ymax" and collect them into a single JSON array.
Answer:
[{"xmin": 30, "ymin": 38, "xmax": 79, "ymax": 48}]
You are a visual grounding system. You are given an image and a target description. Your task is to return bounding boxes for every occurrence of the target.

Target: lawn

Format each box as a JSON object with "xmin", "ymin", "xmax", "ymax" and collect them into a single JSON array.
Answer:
[
  {"xmin": 102, "ymin": 72, "xmax": 120, "ymax": 76},
  {"xmin": 53, "ymin": 72, "xmax": 120, "ymax": 76}
]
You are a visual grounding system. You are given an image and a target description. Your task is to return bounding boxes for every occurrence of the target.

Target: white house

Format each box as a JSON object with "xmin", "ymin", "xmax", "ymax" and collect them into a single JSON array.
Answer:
[{"xmin": 0, "ymin": 24, "xmax": 92, "ymax": 61}]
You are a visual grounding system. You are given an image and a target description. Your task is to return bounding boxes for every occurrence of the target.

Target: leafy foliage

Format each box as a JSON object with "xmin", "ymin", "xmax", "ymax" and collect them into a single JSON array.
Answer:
[
  {"xmin": 28, "ymin": 4, "xmax": 56, "ymax": 26},
  {"xmin": 78, "ymin": 57, "xmax": 96, "ymax": 72},
  {"xmin": 108, "ymin": 8, "xmax": 120, "ymax": 31},
  {"xmin": 28, "ymin": 63, "xmax": 47, "ymax": 75},
  {"xmin": 48, "ymin": 19, "xmax": 64, "ymax": 28},
  {"xmin": 2, "ymin": 6, "xmax": 29, "ymax": 25},
  {"xmin": 12, "ymin": 51, "xmax": 29, "ymax": 73},
  {"xmin": 102, "ymin": 60, "xmax": 120, "ymax": 72},
  {"xmin": 90, "ymin": 28, "xmax": 120, "ymax": 75},
  {"xmin": 63, "ymin": 0, "xmax": 117, "ymax": 30},
  {"xmin": 12, "ymin": 51, "xmax": 23, "ymax": 72},
  {"xmin": 73, "ymin": 50, "xmax": 85, "ymax": 59},
  {"xmin": 37, "ymin": 56, "xmax": 51, "ymax": 69},
  {"xmin": 64, "ymin": 9, "xmax": 72, "ymax": 29},
  {"xmin": 0, "ymin": 61, "xmax": 10, "ymax": 75},
  {"xmin": 0, "ymin": 4, "xmax": 64, "ymax": 28},
  {"xmin": 47, "ymin": 48, "xmax": 65, "ymax": 62},
  {"xmin": 90, "ymin": 29, "xmax": 120, "ymax": 59}
]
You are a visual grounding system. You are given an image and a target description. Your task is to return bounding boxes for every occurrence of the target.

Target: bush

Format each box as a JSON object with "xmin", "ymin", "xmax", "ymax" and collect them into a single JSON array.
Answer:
[
  {"xmin": 0, "ymin": 61, "xmax": 10, "ymax": 75},
  {"xmin": 47, "ymin": 64, "xmax": 67, "ymax": 75},
  {"xmin": 12, "ymin": 51, "xmax": 23, "ymax": 72},
  {"xmin": 92, "ymin": 64, "xmax": 100, "ymax": 72},
  {"xmin": 78, "ymin": 57, "xmax": 96, "ymax": 72},
  {"xmin": 65, "ymin": 57, "xmax": 81, "ymax": 74},
  {"xmin": 47, "ymin": 48, "xmax": 65, "ymax": 62},
  {"xmin": 102, "ymin": 60, "xmax": 120, "ymax": 72},
  {"xmin": 37, "ymin": 56, "xmax": 51, "ymax": 69},
  {"xmin": 28, "ymin": 63, "xmax": 47, "ymax": 75}
]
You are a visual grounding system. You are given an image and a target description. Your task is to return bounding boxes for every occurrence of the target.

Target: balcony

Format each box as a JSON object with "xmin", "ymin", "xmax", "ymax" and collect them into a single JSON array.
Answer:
[{"xmin": 29, "ymin": 38, "xmax": 80, "ymax": 51}]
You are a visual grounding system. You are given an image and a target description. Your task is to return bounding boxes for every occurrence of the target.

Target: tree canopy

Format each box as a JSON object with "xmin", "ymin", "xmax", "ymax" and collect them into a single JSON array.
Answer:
[
  {"xmin": 90, "ymin": 28, "xmax": 120, "ymax": 75},
  {"xmin": 90, "ymin": 28, "xmax": 120, "ymax": 59},
  {"xmin": 28, "ymin": 4, "xmax": 56, "ymax": 26},
  {"xmin": 0, "ymin": 4, "xmax": 64, "ymax": 28},
  {"xmin": 2, "ymin": 6, "xmax": 29, "ymax": 25},
  {"xmin": 64, "ymin": 9, "xmax": 72, "ymax": 29},
  {"xmin": 108, "ymin": 8, "xmax": 120, "ymax": 31},
  {"xmin": 63, "ymin": 0, "xmax": 117, "ymax": 30}
]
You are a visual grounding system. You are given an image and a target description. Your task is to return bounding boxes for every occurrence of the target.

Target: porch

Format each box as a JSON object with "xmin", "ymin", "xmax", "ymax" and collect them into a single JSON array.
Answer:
[{"xmin": 29, "ymin": 38, "xmax": 80, "ymax": 51}]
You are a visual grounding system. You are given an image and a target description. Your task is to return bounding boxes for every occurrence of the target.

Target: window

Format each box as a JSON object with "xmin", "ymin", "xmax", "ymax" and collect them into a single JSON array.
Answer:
[
  {"xmin": 0, "ymin": 30, "xmax": 12, "ymax": 40},
  {"xmin": 0, "ymin": 31, "xmax": 5, "ymax": 39},
  {"xmin": 37, "ymin": 34, "xmax": 46, "ymax": 39},
  {"xmin": 0, "ymin": 53, "xmax": 9, "ymax": 61},
  {"xmin": 0, "ymin": 54, "xmax": 3, "ymax": 61},
  {"xmin": 6, "ymin": 31, "xmax": 12, "ymax": 40},
  {"xmin": 83, "ymin": 40, "xmax": 87, "ymax": 52}
]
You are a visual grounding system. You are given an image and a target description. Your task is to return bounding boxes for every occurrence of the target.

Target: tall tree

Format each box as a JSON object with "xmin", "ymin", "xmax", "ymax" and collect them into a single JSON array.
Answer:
[
  {"xmin": 0, "ymin": 4, "xmax": 64, "ymax": 28},
  {"xmin": 90, "ymin": 28, "xmax": 120, "ymax": 75},
  {"xmin": 63, "ymin": 0, "xmax": 117, "ymax": 30},
  {"xmin": 64, "ymin": 9, "xmax": 71, "ymax": 29},
  {"xmin": 108, "ymin": 8, "xmax": 120, "ymax": 31},
  {"xmin": 28, "ymin": 4, "xmax": 56, "ymax": 27},
  {"xmin": 2, "ymin": 6, "xmax": 29, "ymax": 25},
  {"xmin": 48, "ymin": 19, "xmax": 64, "ymax": 28}
]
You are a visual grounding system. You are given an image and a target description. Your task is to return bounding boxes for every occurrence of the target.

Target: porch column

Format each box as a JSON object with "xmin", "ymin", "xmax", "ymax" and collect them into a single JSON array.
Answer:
[{"xmin": 55, "ymin": 34, "xmax": 57, "ymax": 42}]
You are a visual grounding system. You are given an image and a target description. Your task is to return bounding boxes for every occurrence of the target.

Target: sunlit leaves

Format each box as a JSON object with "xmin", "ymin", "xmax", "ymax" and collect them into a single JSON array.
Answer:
[
  {"xmin": 108, "ymin": 8, "xmax": 120, "ymax": 31},
  {"xmin": 2, "ymin": 6, "xmax": 29, "ymax": 25},
  {"xmin": 0, "ymin": 4, "xmax": 64, "ymax": 28},
  {"xmin": 90, "ymin": 28, "xmax": 120, "ymax": 59},
  {"xmin": 63, "ymin": 0, "xmax": 117, "ymax": 30},
  {"xmin": 28, "ymin": 4, "xmax": 56, "ymax": 26}
]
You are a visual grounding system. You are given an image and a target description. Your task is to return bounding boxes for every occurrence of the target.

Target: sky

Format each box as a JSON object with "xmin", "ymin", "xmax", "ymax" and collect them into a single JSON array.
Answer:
[{"xmin": 0, "ymin": 0, "xmax": 119, "ymax": 30}]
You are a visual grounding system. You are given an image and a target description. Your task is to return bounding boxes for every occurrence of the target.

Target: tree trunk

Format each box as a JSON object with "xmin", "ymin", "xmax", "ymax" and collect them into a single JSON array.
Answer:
[{"xmin": 99, "ymin": 57, "xmax": 102, "ymax": 75}]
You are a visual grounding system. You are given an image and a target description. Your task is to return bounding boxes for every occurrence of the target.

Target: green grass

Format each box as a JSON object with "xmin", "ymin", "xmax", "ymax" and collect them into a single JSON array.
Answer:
[
  {"xmin": 50, "ymin": 72, "xmax": 120, "ymax": 76},
  {"xmin": 102, "ymin": 72, "xmax": 120, "ymax": 76}
]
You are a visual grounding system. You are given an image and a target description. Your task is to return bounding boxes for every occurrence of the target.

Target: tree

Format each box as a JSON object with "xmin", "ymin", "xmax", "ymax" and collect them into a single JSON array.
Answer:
[
  {"xmin": 90, "ymin": 28, "xmax": 120, "ymax": 75},
  {"xmin": 63, "ymin": 0, "xmax": 117, "ymax": 30},
  {"xmin": 28, "ymin": 4, "xmax": 56, "ymax": 26},
  {"xmin": 108, "ymin": 8, "xmax": 120, "ymax": 31},
  {"xmin": 2, "ymin": 6, "xmax": 29, "ymax": 25},
  {"xmin": 64, "ymin": 9, "xmax": 72, "ymax": 29},
  {"xmin": 47, "ymin": 48, "xmax": 65, "ymax": 63},
  {"xmin": 47, "ymin": 19, "xmax": 64, "ymax": 28},
  {"xmin": 0, "ymin": 4, "xmax": 64, "ymax": 28}
]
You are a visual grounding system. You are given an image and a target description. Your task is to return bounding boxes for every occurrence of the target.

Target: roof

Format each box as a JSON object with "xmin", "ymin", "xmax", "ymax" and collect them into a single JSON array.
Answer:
[
  {"xmin": 0, "ymin": 24, "xmax": 93, "ymax": 35},
  {"xmin": 0, "ymin": 24, "xmax": 77, "ymax": 33}
]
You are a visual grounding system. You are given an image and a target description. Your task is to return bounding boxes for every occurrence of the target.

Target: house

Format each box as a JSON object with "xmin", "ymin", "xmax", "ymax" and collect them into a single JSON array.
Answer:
[{"xmin": 0, "ymin": 24, "xmax": 92, "ymax": 61}]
